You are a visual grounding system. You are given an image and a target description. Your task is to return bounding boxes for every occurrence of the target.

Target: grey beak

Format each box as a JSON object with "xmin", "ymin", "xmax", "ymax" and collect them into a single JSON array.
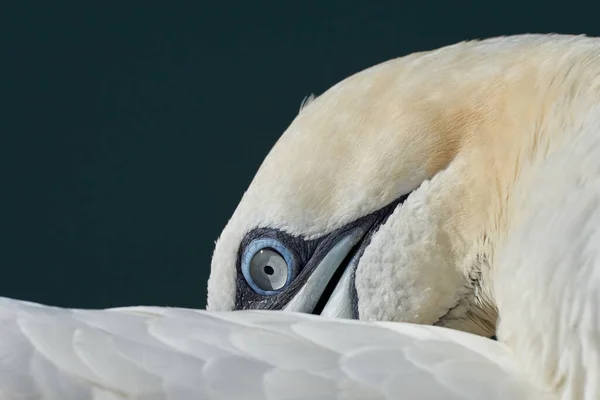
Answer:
[{"xmin": 283, "ymin": 228, "xmax": 365, "ymax": 315}]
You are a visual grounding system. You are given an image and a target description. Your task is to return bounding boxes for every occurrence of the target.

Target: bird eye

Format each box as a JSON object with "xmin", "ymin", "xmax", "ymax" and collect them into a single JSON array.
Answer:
[{"xmin": 241, "ymin": 238, "xmax": 296, "ymax": 295}]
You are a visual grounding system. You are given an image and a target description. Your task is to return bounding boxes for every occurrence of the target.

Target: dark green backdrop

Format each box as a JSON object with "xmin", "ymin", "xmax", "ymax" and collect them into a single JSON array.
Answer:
[{"xmin": 3, "ymin": 3, "xmax": 600, "ymax": 309}]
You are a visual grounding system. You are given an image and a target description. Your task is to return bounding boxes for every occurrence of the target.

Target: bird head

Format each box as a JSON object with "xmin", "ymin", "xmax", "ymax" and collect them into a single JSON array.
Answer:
[{"xmin": 207, "ymin": 34, "xmax": 599, "ymax": 338}]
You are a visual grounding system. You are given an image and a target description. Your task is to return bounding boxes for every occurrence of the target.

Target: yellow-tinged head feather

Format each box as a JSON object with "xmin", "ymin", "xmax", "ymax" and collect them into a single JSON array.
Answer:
[{"xmin": 208, "ymin": 34, "xmax": 600, "ymax": 338}]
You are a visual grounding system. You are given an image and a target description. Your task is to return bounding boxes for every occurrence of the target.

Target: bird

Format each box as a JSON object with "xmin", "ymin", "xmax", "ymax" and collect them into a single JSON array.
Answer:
[
  {"xmin": 1, "ymin": 33, "xmax": 600, "ymax": 399},
  {"xmin": 0, "ymin": 299, "xmax": 548, "ymax": 399}
]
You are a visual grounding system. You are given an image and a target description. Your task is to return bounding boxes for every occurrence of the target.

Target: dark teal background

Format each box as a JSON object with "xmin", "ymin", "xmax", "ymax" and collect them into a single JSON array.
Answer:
[{"xmin": 3, "ymin": 3, "xmax": 599, "ymax": 309}]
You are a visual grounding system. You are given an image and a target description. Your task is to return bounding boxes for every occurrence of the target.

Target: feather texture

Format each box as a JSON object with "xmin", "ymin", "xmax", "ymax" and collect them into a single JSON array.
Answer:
[{"xmin": 0, "ymin": 297, "xmax": 546, "ymax": 400}]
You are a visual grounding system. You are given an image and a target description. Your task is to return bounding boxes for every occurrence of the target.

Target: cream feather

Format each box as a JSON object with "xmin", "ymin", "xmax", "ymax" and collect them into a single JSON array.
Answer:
[{"xmin": 0, "ymin": 34, "xmax": 598, "ymax": 399}]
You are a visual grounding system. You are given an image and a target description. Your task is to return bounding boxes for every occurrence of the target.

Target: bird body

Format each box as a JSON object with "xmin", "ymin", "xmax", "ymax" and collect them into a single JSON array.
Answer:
[
  {"xmin": 208, "ymin": 34, "xmax": 600, "ymax": 398},
  {"xmin": 0, "ymin": 297, "xmax": 547, "ymax": 399},
  {"xmin": 2, "ymin": 34, "xmax": 600, "ymax": 399}
]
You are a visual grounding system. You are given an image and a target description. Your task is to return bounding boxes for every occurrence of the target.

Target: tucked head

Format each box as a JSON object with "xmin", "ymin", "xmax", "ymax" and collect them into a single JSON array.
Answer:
[{"xmin": 207, "ymin": 34, "xmax": 600, "ymax": 337}]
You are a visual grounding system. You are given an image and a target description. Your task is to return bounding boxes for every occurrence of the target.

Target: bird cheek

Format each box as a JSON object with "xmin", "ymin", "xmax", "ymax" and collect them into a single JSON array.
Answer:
[{"xmin": 354, "ymin": 178, "xmax": 462, "ymax": 324}]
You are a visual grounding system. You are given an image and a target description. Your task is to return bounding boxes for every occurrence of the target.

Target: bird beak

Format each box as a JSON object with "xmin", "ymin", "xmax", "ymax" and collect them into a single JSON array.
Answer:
[
  {"xmin": 282, "ymin": 194, "xmax": 409, "ymax": 319},
  {"xmin": 283, "ymin": 227, "xmax": 366, "ymax": 318}
]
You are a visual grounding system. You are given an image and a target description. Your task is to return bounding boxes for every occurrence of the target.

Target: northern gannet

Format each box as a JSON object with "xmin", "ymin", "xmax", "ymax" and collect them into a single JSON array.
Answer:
[{"xmin": 0, "ymin": 34, "xmax": 599, "ymax": 399}]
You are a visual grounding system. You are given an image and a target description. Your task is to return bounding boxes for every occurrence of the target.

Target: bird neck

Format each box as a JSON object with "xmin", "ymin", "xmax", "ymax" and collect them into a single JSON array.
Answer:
[{"xmin": 493, "ymin": 98, "xmax": 600, "ymax": 399}]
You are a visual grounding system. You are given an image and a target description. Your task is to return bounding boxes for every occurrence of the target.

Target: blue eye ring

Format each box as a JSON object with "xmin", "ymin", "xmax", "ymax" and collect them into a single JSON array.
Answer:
[{"xmin": 241, "ymin": 238, "xmax": 296, "ymax": 296}]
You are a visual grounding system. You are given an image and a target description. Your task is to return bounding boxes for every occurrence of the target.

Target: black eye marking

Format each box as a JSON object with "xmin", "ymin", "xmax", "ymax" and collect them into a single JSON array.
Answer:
[
  {"xmin": 234, "ymin": 228, "xmax": 321, "ymax": 310},
  {"xmin": 234, "ymin": 194, "xmax": 411, "ymax": 312}
]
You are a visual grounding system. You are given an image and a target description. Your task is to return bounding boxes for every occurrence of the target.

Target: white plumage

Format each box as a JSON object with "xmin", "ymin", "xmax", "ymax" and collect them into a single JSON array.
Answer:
[
  {"xmin": 2, "ymin": 34, "xmax": 600, "ymax": 399},
  {"xmin": 0, "ymin": 298, "xmax": 544, "ymax": 399}
]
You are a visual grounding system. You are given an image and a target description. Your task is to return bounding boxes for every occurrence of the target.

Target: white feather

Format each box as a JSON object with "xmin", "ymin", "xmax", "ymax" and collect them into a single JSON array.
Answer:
[
  {"xmin": 0, "ymin": 299, "xmax": 546, "ymax": 399},
  {"xmin": 5, "ymin": 33, "xmax": 600, "ymax": 399}
]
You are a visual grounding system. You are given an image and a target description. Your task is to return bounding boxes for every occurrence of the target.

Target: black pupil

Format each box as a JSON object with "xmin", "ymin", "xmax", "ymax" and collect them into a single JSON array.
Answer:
[{"xmin": 264, "ymin": 265, "xmax": 275, "ymax": 275}]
